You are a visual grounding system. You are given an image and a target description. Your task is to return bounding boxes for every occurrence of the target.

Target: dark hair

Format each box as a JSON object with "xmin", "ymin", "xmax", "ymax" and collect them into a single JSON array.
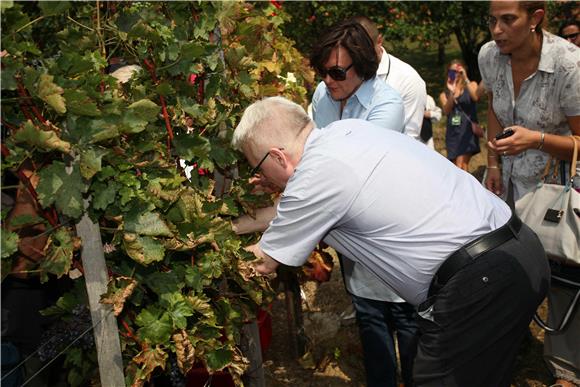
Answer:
[
  {"xmin": 352, "ymin": 16, "xmax": 380, "ymax": 43},
  {"xmin": 309, "ymin": 20, "xmax": 379, "ymax": 81},
  {"xmin": 520, "ymin": 1, "xmax": 545, "ymax": 35},
  {"xmin": 558, "ymin": 19, "xmax": 580, "ymax": 37}
]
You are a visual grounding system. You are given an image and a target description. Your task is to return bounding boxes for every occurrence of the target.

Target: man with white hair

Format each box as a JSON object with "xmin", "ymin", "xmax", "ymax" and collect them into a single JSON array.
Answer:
[{"xmin": 233, "ymin": 96, "xmax": 549, "ymax": 387}]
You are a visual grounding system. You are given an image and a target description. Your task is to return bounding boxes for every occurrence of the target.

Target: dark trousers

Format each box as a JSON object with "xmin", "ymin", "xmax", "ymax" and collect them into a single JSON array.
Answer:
[
  {"xmin": 352, "ymin": 295, "xmax": 419, "ymax": 387},
  {"xmin": 413, "ymin": 223, "xmax": 550, "ymax": 387}
]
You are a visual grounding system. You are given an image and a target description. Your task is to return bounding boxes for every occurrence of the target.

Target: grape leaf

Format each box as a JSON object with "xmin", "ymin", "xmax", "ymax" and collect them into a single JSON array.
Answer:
[
  {"xmin": 63, "ymin": 89, "xmax": 101, "ymax": 117},
  {"xmin": 38, "ymin": 1, "xmax": 70, "ymax": 16},
  {"xmin": 124, "ymin": 210, "xmax": 172, "ymax": 237},
  {"xmin": 37, "ymin": 74, "xmax": 66, "ymax": 114},
  {"xmin": 1, "ymin": 231, "xmax": 19, "ymax": 258},
  {"xmin": 39, "ymin": 227, "xmax": 76, "ymax": 282},
  {"xmin": 80, "ymin": 147, "xmax": 108, "ymax": 179},
  {"xmin": 205, "ymin": 346, "xmax": 233, "ymax": 371},
  {"xmin": 37, "ymin": 161, "xmax": 86, "ymax": 219},
  {"xmin": 12, "ymin": 121, "xmax": 71, "ymax": 154},
  {"xmin": 123, "ymin": 235, "xmax": 165, "ymax": 265},
  {"xmin": 91, "ymin": 181, "xmax": 119, "ymax": 211},
  {"xmin": 127, "ymin": 99, "xmax": 160, "ymax": 121},
  {"xmin": 135, "ymin": 306, "xmax": 172, "ymax": 344},
  {"xmin": 159, "ymin": 292, "xmax": 194, "ymax": 329},
  {"xmin": 132, "ymin": 346, "xmax": 167, "ymax": 383}
]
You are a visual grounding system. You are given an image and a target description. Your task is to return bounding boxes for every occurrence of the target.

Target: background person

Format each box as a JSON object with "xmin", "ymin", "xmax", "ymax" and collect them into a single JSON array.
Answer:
[
  {"xmin": 559, "ymin": 19, "xmax": 580, "ymax": 47},
  {"xmin": 478, "ymin": 2, "xmax": 580, "ymax": 386},
  {"xmin": 439, "ymin": 59, "xmax": 481, "ymax": 171},
  {"xmin": 310, "ymin": 18, "xmax": 413, "ymax": 387},
  {"xmin": 421, "ymin": 94, "xmax": 443, "ymax": 150},
  {"xmin": 233, "ymin": 96, "xmax": 549, "ymax": 387},
  {"xmin": 354, "ymin": 16, "xmax": 427, "ymax": 142}
]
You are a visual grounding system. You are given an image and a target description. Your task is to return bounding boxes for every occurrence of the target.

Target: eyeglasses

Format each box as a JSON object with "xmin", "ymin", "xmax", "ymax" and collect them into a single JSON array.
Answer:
[
  {"xmin": 562, "ymin": 32, "xmax": 579, "ymax": 40},
  {"xmin": 317, "ymin": 63, "xmax": 353, "ymax": 81},
  {"xmin": 250, "ymin": 148, "xmax": 284, "ymax": 175}
]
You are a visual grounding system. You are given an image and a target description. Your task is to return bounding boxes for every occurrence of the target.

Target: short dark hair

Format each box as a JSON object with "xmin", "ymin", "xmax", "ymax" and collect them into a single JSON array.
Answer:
[
  {"xmin": 559, "ymin": 19, "xmax": 580, "ymax": 37},
  {"xmin": 309, "ymin": 20, "xmax": 379, "ymax": 81}
]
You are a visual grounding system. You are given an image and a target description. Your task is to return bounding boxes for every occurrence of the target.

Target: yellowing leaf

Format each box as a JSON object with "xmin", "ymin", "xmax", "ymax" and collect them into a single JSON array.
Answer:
[
  {"xmin": 37, "ymin": 74, "xmax": 66, "ymax": 114},
  {"xmin": 100, "ymin": 276, "xmax": 138, "ymax": 316},
  {"xmin": 13, "ymin": 121, "xmax": 71, "ymax": 154}
]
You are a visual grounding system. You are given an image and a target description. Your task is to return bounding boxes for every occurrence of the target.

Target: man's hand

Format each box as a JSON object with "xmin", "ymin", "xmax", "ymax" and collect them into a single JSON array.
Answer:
[{"xmin": 244, "ymin": 243, "xmax": 280, "ymax": 275}]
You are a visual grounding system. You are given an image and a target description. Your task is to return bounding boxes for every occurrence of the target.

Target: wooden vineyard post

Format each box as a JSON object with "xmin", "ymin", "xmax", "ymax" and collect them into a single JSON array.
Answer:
[
  {"xmin": 241, "ymin": 321, "xmax": 265, "ymax": 387},
  {"xmin": 279, "ymin": 269, "xmax": 307, "ymax": 358},
  {"xmin": 75, "ymin": 212, "xmax": 125, "ymax": 386}
]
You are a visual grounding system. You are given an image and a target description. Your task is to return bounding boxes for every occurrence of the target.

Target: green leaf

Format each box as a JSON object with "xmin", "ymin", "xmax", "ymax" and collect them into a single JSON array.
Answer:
[
  {"xmin": 63, "ymin": 89, "xmax": 101, "ymax": 117},
  {"xmin": 123, "ymin": 235, "xmax": 165, "ymax": 265},
  {"xmin": 127, "ymin": 99, "xmax": 160, "ymax": 121},
  {"xmin": 13, "ymin": 121, "xmax": 71, "ymax": 153},
  {"xmin": 38, "ymin": 1, "xmax": 71, "ymax": 16},
  {"xmin": 5, "ymin": 214, "xmax": 45, "ymax": 229},
  {"xmin": 37, "ymin": 161, "xmax": 86, "ymax": 219},
  {"xmin": 197, "ymin": 251, "xmax": 223, "ymax": 279},
  {"xmin": 181, "ymin": 42, "xmax": 205, "ymax": 59},
  {"xmin": 124, "ymin": 210, "xmax": 172, "ymax": 237},
  {"xmin": 143, "ymin": 271, "xmax": 181, "ymax": 295},
  {"xmin": 159, "ymin": 292, "xmax": 194, "ymax": 329},
  {"xmin": 40, "ymin": 228, "xmax": 75, "ymax": 281},
  {"xmin": 37, "ymin": 74, "xmax": 66, "ymax": 114},
  {"xmin": 156, "ymin": 82, "xmax": 174, "ymax": 97},
  {"xmin": 1, "ymin": 231, "xmax": 19, "ymax": 258},
  {"xmin": 172, "ymin": 133, "xmax": 211, "ymax": 161},
  {"xmin": 135, "ymin": 306, "xmax": 172, "ymax": 344},
  {"xmin": 80, "ymin": 147, "xmax": 108, "ymax": 179},
  {"xmin": 205, "ymin": 346, "xmax": 233, "ymax": 371},
  {"xmin": 91, "ymin": 181, "xmax": 119, "ymax": 211}
]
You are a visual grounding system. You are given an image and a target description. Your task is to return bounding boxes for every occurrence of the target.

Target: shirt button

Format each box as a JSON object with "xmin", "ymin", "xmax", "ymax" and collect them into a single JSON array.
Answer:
[{"xmin": 482, "ymin": 276, "xmax": 489, "ymax": 283}]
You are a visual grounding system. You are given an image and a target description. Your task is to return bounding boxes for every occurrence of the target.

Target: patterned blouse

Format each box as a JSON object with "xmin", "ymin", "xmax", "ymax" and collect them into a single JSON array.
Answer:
[{"xmin": 478, "ymin": 30, "xmax": 580, "ymax": 201}]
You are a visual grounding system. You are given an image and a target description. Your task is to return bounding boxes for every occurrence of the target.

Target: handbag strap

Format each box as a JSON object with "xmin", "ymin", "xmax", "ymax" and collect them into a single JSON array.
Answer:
[{"xmin": 540, "ymin": 135, "xmax": 579, "ymax": 184}]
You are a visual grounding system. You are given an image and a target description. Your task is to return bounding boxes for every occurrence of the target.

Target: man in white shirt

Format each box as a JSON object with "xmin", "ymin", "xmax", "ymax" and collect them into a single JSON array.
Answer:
[
  {"xmin": 233, "ymin": 96, "xmax": 549, "ymax": 387},
  {"xmin": 355, "ymin": 16, "xmax": 427, "ymax": 141}
]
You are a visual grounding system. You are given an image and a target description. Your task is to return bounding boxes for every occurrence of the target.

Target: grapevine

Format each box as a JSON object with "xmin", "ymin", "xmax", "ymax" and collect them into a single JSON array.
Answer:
[{"xmin": 1, "ymin": 1, "xmax": 314, "ymax": 385}]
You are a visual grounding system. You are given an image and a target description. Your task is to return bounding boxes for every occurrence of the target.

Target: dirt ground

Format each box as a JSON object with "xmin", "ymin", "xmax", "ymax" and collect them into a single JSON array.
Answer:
[{"xmin": 261, "ymin": 252, "xmax": 552, "ymax": 387}]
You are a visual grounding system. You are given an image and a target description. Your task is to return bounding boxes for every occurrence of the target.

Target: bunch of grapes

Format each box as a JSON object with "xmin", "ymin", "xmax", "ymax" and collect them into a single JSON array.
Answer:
[
  {"xmin": 168, "ymin": 354, "xmax": 187, "ymax": 387},
  {"xmin": 37, "ymin": 304, "xmax": 95, "ymax": 362}
]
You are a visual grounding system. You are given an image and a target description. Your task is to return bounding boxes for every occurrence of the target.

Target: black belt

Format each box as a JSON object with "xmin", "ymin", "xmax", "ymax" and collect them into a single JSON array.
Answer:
[{"xmin": 428, "ymin": 214, "xmax": 522, "ymax": 297}]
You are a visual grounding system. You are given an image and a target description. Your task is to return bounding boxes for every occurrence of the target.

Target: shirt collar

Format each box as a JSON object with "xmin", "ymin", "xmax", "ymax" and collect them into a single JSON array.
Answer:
[
  {"xmin": 537, "ymin": 30, "xmax": 556, "ymax": 74},
  {"xmin": 376, "ymin": 47, "xmax": 390, "ymax": 76},
  {"xmin": 351, "ymin": 77, "xmax": 377, "ymax": 110}
]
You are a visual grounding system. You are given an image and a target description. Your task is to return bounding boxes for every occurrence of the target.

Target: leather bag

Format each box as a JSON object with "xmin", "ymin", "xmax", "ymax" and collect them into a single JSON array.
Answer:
[{"xmin": 515, "ymin": 136, "xmax": 580, "ymax": 266}]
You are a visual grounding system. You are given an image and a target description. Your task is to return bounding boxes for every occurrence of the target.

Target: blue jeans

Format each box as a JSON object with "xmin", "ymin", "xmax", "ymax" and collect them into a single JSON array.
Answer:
[{"xmin": 352, "ymin": 295, "xmax": 419, "ymax": 387}]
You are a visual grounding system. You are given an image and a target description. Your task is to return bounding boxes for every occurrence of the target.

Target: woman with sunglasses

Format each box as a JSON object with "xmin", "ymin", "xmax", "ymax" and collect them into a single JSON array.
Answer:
[
  {"xmin": 309, "ymin": 20, "xmax": 404, "ymax": 133},
  {"xmin": 309, "ymin": 20, "xmax": 415, "ymax": 387},
  {"xmin": 439, "ymin": 59, "xmax": 481, "ymax": 171},
  {"xmin": 478, "ymin": 2, "xmax": 580, "ymax": 386}
]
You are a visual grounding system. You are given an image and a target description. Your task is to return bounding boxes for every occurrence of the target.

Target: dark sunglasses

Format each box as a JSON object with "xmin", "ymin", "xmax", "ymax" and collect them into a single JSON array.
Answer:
[
  {"xmin": 250, "ymin": 148, "xmax": 284, "ymax": 175},
  {"xmin": 317, "ymin": 63, "xmax": 353, "ymax": 81},
  {"xmin": 563, "ymin": 32, "xmax": 579, "ymax": 40}
]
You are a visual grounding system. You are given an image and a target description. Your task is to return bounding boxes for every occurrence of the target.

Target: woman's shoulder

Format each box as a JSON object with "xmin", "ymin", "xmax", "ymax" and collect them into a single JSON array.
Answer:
[{"xmin": 478, "ymin": 40, "xmax": 500, "ymax": 60}]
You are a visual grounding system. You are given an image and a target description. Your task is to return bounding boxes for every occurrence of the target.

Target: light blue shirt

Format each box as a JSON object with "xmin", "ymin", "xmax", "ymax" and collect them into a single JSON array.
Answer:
[
  {"xmin": 311, "ymin": 76, "xmax": 405, "ymax": 132},
  {"xmin": 312, "ymin": 75, "xmax": 407, "ymax": 302},
  {"xmin": 259, "ymin": 120, "xmax": 511, "ymax": 306}
]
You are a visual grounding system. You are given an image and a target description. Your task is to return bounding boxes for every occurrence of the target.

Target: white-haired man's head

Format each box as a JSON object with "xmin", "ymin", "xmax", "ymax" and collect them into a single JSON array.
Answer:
[{"xmin": 232, "ymin": 96, "xmax": 312, "ymax": 158}]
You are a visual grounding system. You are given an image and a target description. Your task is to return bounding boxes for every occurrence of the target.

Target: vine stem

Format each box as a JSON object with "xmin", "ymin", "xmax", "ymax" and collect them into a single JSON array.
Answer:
[
  {"xmin": 14, "ymin": 16, "xmax": 44, "ymax": 34},
  {"xmin": 143, "ymin": 58, "xmax": 174, "ymax": 156}
]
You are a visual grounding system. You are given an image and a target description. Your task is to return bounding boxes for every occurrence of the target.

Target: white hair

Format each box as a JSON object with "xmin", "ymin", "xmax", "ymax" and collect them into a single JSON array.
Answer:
[{"xmin": 232, "ymin": 96, "xmax": 312, "ymax": 157}]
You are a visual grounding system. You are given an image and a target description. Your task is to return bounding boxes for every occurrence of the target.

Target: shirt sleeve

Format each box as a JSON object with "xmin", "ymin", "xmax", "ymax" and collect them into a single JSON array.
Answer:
[
  {"xmin": 558, "ymin": 52, "xmax": 580, "ymax": 117},
  {"xmin": 400, "ymin": 79, "xmax": 427, "ymax": 140},
  {"xmin": 478, "ymin": 42, "xmax": 496, "ymax": 92},
  {"xmin": 366, "ymin": 90, "xmax": 405, "ymax": 133},
  {"xmin": 259, "ymin": 155, "xmax": 356, "ymax": 267}
]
